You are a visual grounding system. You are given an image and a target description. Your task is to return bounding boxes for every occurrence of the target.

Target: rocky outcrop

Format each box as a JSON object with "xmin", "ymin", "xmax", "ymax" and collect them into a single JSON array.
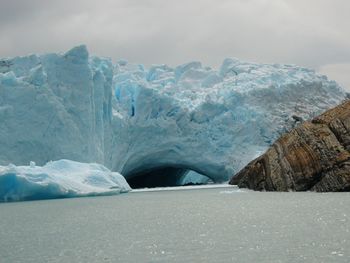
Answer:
[{"xmin": 230, "ymin": 100, "xmax": 350, "ymax": 192}]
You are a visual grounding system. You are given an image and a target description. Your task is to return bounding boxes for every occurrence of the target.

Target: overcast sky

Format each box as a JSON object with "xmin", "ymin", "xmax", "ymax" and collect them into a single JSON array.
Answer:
[{"xmin": 0, "ymin": 0, "xmax": 349, "ymax": 90}]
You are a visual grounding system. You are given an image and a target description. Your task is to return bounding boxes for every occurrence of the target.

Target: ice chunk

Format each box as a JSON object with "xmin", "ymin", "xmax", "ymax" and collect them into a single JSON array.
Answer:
[
  {"xmin": 0, "ymin": 160, "xmax": 131, "ymax": 202},
  {"xmin": 29, "ymin": 161, "xmax": 36, "ymax": 168}
]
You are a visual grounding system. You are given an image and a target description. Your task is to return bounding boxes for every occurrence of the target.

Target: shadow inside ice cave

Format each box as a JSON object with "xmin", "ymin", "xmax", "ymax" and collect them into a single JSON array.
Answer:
[{"xmin": 125, "ymin": 166, "xmax": 214, "ymax": 189}]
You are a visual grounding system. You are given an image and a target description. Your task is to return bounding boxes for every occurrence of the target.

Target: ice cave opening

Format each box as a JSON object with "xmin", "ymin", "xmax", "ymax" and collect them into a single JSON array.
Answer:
[{"xmin": 125, "ymin": 166, "xmax": 213, "ymax": 189}]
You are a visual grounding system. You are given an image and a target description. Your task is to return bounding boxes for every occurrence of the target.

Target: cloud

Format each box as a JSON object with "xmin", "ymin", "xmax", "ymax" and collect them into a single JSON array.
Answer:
[{"xmin": 0, "ymin": 0, "xmax": 349, "ymax": 88}]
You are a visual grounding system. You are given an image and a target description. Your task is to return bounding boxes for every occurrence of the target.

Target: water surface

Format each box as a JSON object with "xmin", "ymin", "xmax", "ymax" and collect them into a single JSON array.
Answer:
[{"xmin": 1, "ymin": 186, "xmax": 349, "ymax": 262}]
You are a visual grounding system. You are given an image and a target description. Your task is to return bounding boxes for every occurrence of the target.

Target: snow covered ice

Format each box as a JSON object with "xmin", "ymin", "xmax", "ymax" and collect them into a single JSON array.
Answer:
[
  {"xmin": 0, "ymin": 160, "xmax": 131, "ymax": 202},
  {"xmin": 0, "ymin": 45, "xmax": 347, "ymax": 195}
]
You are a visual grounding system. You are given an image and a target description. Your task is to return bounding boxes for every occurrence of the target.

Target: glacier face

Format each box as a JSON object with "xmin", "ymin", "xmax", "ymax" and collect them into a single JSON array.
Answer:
[
  {"xmin": 0, "ymin": 160, "xmax": 131, "ymax": 202},
  {"xmin": 0, "ymin": 46, "xmax": 113, "ymax": 167},
  {"xmin": 111, "ymin": 56, "xmax": 346, "ymax": 183},
  {"xmin": 0, "ymin": 45, "xmax": 346, "ymax": 186}
]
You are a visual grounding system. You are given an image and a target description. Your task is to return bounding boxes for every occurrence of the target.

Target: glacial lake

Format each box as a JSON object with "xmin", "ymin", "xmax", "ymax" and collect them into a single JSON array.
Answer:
[{"xmin": 1, "ymin": 185, "xmax": 350, "ymax": 263}]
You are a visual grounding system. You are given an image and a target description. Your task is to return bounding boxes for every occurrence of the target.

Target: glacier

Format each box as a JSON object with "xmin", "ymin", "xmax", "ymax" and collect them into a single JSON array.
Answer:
[
  {"xmin": 0, "ymin": 160, "xmax": 131, "ymax": 202},
  {"xmin": 0, "ymin": 45, "xmax": 346, "ymax": 192}
]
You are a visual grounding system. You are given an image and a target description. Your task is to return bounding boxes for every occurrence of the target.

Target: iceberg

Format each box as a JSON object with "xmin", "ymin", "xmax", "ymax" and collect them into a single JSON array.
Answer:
[
  {"xmin": 0, "ymin": 160, "xmax": 131, "ymax": 202},
  {"xmin": 0, "ymin": 45, "xmax": 346, "ymax": 189}
]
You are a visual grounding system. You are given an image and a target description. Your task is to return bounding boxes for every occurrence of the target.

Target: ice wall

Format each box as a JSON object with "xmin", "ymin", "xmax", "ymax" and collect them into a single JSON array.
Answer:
[
  {"xmin": 111, "ymin": 58, "xmax": 346, "ymax": 182},
  {"xmin": 0, "ymin": 46, "xmax": 113, "ymax": 166},
  {"xmin": 0, "ymin": 46, "xmax": 346, "ymax": 183}
]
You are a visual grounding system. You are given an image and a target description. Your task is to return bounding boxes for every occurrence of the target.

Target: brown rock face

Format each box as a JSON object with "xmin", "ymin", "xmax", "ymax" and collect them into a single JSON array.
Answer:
[{"xmin": 230, "ymin": 100, "xmax": 350, "ymax": 192}]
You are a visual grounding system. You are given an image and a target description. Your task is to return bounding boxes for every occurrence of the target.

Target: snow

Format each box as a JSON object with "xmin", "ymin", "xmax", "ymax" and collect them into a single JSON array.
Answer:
[
  {"xmin": 0, "ymin": 45, "xmax": 347, "ymax": 188},
  {"xmin": 0, "ymin": 160, "xmax": 131, "ymax": 202}
]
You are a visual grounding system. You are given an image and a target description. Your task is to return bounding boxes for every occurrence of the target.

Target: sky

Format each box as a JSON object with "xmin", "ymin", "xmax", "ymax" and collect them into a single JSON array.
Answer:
[{"xmin": 0, "ymin": 0, "xmax": 349, "ymax": 90}]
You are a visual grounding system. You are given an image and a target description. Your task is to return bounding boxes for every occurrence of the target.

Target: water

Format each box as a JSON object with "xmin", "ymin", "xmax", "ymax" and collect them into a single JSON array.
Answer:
[{"xmin": 1, "ymin": 185, "xmax": 350, "ymax": 263}]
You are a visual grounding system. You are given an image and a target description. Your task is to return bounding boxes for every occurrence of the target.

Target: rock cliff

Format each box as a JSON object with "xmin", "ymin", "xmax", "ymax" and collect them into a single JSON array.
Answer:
[{"xmin": 230, "ymin": 100, "xmax": 350, "ymax": 191}]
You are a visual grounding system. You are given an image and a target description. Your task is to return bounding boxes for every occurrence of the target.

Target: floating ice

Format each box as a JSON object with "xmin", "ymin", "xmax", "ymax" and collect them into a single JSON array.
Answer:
[{"xmin": 0, "ymin": 160, "xmax": 131, "ymax": 202}]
